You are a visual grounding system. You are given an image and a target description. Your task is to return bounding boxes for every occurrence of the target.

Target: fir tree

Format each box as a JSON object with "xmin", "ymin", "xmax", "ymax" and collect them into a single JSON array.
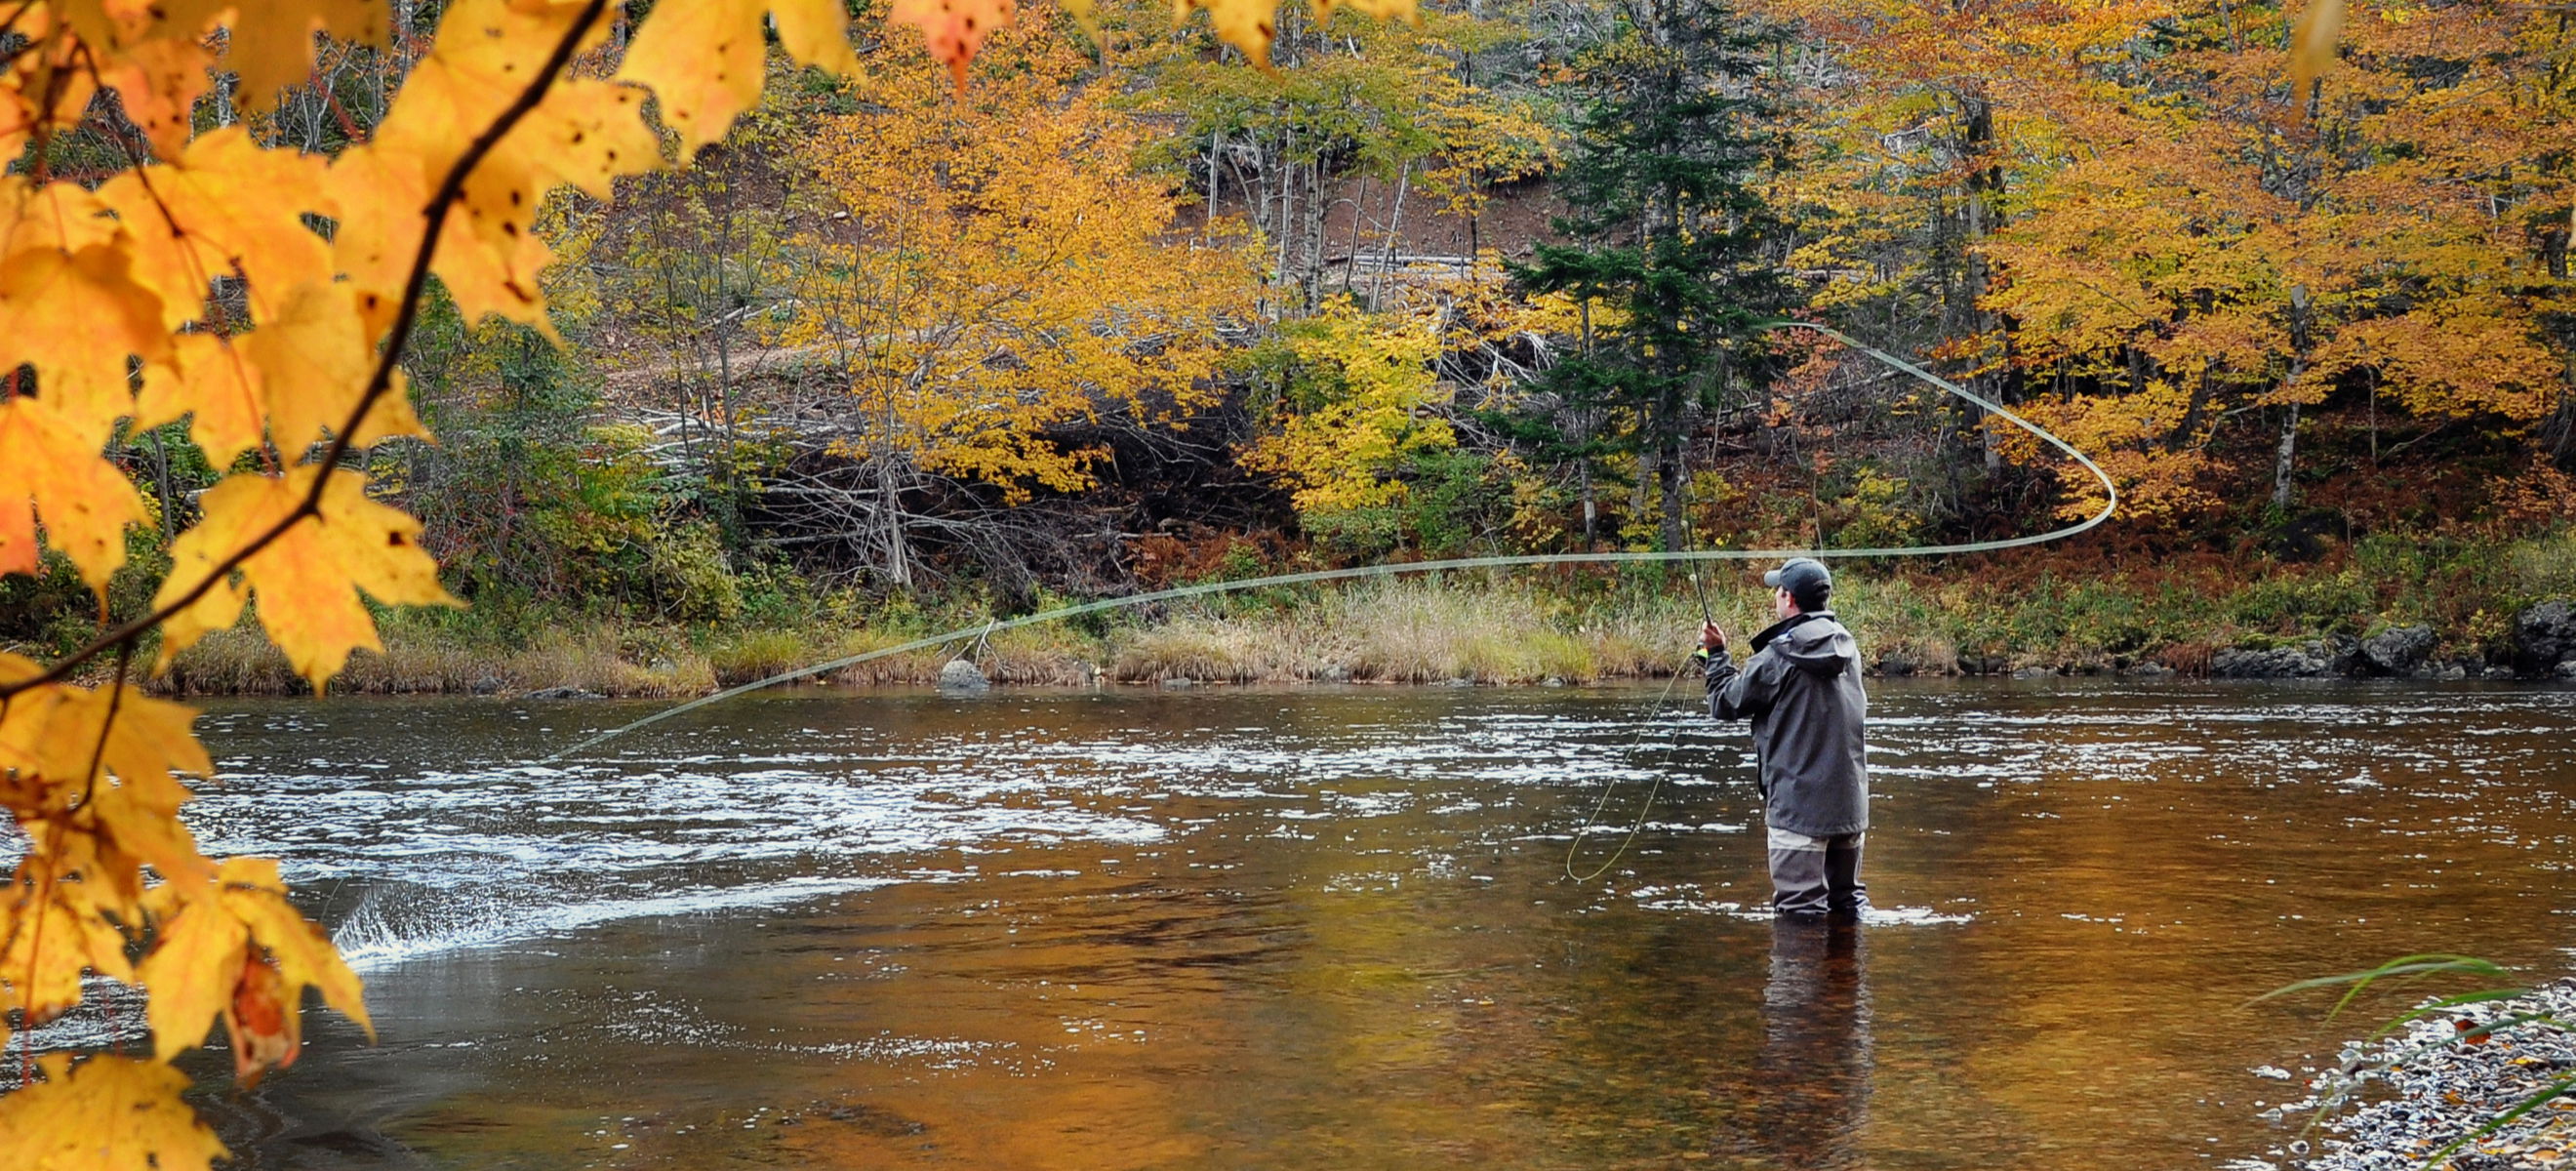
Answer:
[{"xmin": 1511, "ymin": 0, "xmax": 1795, "ymax": 550}]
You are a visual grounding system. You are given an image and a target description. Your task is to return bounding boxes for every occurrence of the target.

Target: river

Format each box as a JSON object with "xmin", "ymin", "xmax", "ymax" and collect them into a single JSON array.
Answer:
[{"xmin": 53, "ymin": 679, "xmax": 2576, "ymax": 1168}]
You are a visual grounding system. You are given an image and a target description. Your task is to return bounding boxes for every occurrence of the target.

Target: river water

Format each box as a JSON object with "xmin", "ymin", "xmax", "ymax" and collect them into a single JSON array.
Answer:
[{"xmin": 85, "ymin": 679, "xmax": 2576, "ymax": 1167}]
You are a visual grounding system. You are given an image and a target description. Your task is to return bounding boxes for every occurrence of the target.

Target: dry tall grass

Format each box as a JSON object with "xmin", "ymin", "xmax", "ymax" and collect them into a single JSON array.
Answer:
[
  {"xmin": 159, "ymin": 625, "xmax": 718, "ymax": 697},
  {"xmin": 1106, "ymin": 577, "xmax": 1722, "ymax": 684}
]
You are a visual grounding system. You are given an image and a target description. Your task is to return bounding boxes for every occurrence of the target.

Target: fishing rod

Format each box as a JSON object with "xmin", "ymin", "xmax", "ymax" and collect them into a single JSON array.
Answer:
[{"xmin": 541, "ymin": 322, "xmax": 2116, "ymax": 765}]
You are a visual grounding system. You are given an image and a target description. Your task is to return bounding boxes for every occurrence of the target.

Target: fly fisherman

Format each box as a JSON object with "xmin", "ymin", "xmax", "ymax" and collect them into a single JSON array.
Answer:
[{"xmin": 1694, "ymin": 557, "xmax": 1872, "ymax": 919}]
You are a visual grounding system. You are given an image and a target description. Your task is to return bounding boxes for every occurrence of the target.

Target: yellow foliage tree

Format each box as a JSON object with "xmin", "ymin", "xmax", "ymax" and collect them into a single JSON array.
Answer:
[
  {"xmin": 764, "ymin": 36, "xmax": 1259, "ymax": 586},
  {"xmin": 0, "ymin": 0, "xmax": 1404, "ymax": 1162},
  {"xmin": 1243, "ymin": 295, "xmax": 1455, "ymax": 516}
]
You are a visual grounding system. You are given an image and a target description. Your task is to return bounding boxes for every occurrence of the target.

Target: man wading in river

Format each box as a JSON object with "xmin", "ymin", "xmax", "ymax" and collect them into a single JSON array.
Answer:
[{"xmin": 1696, "ymin": 557, "xmax": 1871, "ymax": 919}]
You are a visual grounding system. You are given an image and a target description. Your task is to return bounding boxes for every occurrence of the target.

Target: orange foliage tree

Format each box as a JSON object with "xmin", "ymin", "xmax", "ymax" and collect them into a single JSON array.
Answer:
[
  {"xmin": 1772, "ymin": 0, "xmax": 2574, "ymax": 531},
  {"xmin": 0, "ymin": 0, "xmax": 1403, "ymax": 1163}
]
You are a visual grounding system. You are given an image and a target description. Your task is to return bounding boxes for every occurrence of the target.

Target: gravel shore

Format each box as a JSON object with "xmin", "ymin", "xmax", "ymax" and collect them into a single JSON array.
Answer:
[{"xmin": 2235, "ymin": 978, "xmax": 2576, "ymax": 1171}]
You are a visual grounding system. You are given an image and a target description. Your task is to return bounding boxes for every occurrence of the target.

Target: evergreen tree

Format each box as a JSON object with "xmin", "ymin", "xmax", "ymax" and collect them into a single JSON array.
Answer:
[{"xmin": 1511, "ymin": 0, "xmax": 1795, "ymax": 550}]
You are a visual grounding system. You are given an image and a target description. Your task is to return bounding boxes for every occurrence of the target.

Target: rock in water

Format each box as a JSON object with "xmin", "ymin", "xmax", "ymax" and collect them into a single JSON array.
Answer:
[
  {"xmin": 2359, "ymin": 625, "xmax": 2435, "ymax": 676},
  {"xmin": 938, "ymin": 659, "xmax": 990, "ymax": 694}
]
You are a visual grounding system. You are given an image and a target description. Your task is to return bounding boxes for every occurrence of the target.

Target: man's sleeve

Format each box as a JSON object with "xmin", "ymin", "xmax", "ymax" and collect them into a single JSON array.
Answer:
[{"xmin": 1705, "ymin": 649, "xmax": 1778, "ymax": 721}]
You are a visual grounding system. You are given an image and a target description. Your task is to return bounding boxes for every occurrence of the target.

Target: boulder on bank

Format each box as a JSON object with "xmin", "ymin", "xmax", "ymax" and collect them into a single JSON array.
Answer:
[
  {"xmin": 2359, "ymin": 625, "xmax": 2436, "ymax": 677},
  {"xmin": 2212, "ymin": 641, "xmax": 2334, "ymax": 678},
  {"xmin": 2513, "ymin": 600, "xmax": 2576, "ymax": 677},
  {"xmin": 937, "ymin": 659, "xmax": 990, "ymax": 694}
]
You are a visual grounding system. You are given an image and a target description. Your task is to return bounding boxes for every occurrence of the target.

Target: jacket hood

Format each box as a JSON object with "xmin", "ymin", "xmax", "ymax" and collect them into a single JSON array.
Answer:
[{"xmin": 1751, "ymin": 612, "xmax": 1858, "ymax": 677}]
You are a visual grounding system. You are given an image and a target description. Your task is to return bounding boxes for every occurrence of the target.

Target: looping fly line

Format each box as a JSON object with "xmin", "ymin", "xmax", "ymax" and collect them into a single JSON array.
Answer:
[{"xmin": 543, "ymin": 322, "xmax": 2117, "ymax": 765}]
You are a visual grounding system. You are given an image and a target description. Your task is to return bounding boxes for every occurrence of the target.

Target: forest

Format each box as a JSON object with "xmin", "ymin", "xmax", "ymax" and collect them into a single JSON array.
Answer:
[
  {"xmin": 2, "ymin": 1, "xmax": 2574, "ymax": 1166},
  {"xmin": 3, "ymin": 0, "xmax": 2572, "ymax": 692},
  {"xmin": 0, "ymin": 0, "xmax": 2565, "ymax": 695}
]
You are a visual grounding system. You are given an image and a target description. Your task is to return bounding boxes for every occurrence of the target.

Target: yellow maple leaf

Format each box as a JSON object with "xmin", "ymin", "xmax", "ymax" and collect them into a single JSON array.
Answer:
[
  {"xmin": 146, "ymin": 0, "xmax": 392, "ymax": 109},
  {"xmin": 2288, "ymin": 0, "xmax": 2345, "ymax": 109},
  {"xmin": 90, "ymin": 36, "xmax": 215, "ymax": 158},
  {"xmin": 0, "ymin": 1054, "xmax": 228, "ymax": 1171},
  {"xmin": 889, "ymin": 0, "xmax": 1019, "ymax": 90},
  {"xmin": 619, "ymin": 0, "xmax": 770, "ymax": 154},
  {"xmin": 773, "ymin": 0, "xmax": 864, "ymax": 78},
  {"xmin": 152, "ymin": 466, "xmax": 458, "ymax": 690},
  {"xmin": 1167, "ymin": 0, "xmax": 1418, "ymax": 70},
  {"xmin": 326, "ymin": 141, "xmax": 556, "ymax": 332},
  {"xmin": 136, "ymin": 334, "xmax": 266, "ymax": 468},
  {"xmin": 0, "ymin": 397, "xmax": 151, "ymax": 592},
  {"xmin": 365, "ymin": 0, "xmax": 651, "ymax": 327},
  {"xmin": 98, "ymin": 128, "xmax": 336, "ymax": 328},
  {"xmin": 0, "ymin": 491, "xmax": 32, "ymax": 580},
  {"xmin": 1173, "ymin": 0, "xmax": 1273, "ymax": 68},
  {"xmin": 0, "ymin": 244, "xmax": 167, "ymax": 442},
  {"xmin": 136, "ymin": 897, "xmax": 248, "ymax": 1062},
  {"xmin": 215, "ymin": 857, "xmax": 373, "ymax": 1041},
  {"xmin": 0, "ymin": 883, "xmax": 135, "ymax": 1030},
  {"xmin": 242, "ymin": 280, "xmax": 429, "ymax": 451},
  {"xmin": 0, "ymin": 175, "xmax": 120, "ymax": 259},
  {"xmin": 622, "ymin": 0, "xmax": 862, "ymax": 152},
  {"xmin": 0, "ymin": 675, "xmax": 215, "ymax": 897},
  {"xmin": 319, "ymin": 143, "xmax": 439, "ymax": 333},
  {"xmin": 0, "ymin": 35, "xmax": 98, "ymax": 167}
]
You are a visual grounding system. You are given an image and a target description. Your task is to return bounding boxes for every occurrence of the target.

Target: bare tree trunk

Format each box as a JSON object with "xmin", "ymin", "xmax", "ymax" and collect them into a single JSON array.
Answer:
[
  {"xmin": 2274, "ymin": 287, "xmax": 2314, "ymax": 510},
  {"xmin": 1957, "ymin": 89, "xmax": 2004, "ymax": 476},
  {"xmin": 876, "ymin": 459, "xmax": 912, "ymax": 589},
  {"xmin": 1270, "ymin": 133, "xmax": 1293, "ymax": 289},
  {"xmin": 1304, "ymin": 159, "xmax": 1327, "ymax": 306},
  {"xmin": 1343, "ymin": 171, "xmax": 1369, "ymax": 295},
  {"xmin": 2272, "ymin": 398, "xmax": 2302, "ymax": 510},
  {"xmin": 1579, "ymin": 458, "xmax": 1597, "ymax": 549},
  {"xmin": 1371, "ymin": 161, "xmax": 1410, "ymax": 307},
  {"xmin": 1659, "ymin": 424, "xmax": 1686, "ymax": 551},
  {"xmin": 1630, "ymin": 452, "xmax": 1651, "ymax": 541}
]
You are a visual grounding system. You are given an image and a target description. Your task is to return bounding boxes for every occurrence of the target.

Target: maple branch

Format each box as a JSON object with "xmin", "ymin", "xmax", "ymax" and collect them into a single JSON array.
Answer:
[
  {"xmin": 12, "ymin": 641, "xmax": 128, "ymax": 1079},
  {"xmin": 0, "ymin": 0, "xmax": 612, "ymax": 702}
]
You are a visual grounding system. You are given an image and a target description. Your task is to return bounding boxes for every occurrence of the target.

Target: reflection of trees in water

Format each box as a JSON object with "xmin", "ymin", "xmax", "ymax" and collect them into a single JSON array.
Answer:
[{"xmin": 1712, "ymin": 919, "xmax": 1872, "ymax": 1168}]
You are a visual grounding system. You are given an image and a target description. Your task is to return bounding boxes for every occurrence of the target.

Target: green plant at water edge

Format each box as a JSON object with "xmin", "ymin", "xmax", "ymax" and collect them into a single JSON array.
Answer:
[{"xmin": 2262, "ymin": 954, "xmax": 2573, "ymax": 1166}]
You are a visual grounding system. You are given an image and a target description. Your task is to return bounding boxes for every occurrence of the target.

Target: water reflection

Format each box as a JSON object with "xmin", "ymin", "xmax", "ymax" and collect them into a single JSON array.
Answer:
[{"xmin": 1738, "ymin": 919, "xmax": 1871, "ymax": 1168}]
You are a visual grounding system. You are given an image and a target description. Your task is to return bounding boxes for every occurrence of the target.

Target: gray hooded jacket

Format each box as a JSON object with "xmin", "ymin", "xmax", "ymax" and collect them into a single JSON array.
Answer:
[{"xmin": 1701, "ymin": 612, "xmax": 1870, "ymax": 837}]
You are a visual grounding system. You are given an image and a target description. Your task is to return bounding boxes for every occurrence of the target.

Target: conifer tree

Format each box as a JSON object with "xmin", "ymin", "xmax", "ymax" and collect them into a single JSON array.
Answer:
[{"xmin": 1512, "ymin": 0, "xmax": 1795, "ymax": 550}]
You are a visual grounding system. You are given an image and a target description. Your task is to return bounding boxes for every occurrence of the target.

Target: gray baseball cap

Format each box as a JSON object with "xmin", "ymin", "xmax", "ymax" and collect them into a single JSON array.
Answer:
[{"xmin": 1763, "ymin": 557, "xmax": 1831, "ymax": 599}]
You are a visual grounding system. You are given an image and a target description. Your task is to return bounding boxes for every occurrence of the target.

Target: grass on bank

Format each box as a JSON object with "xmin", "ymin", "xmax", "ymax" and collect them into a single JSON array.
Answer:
[{"xmin": 127, "ymin": 525, "xmax": 2576, "ymax": 696}]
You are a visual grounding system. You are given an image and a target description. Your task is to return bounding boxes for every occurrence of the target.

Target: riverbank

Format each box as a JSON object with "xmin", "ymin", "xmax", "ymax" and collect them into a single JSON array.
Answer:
[
  {"xmin": 132, "ymin": 527, "xmax": 2576, "ymax": 697},
  {"xmin": 2254, "ymin": 979, "xmax": 2576, "ymax": 1171}
]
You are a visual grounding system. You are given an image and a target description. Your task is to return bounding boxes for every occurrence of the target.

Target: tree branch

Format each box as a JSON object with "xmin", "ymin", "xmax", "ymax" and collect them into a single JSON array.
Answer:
[{"xmin": 0, "ymin": 0, "xmax": 612, "ymax": 701}]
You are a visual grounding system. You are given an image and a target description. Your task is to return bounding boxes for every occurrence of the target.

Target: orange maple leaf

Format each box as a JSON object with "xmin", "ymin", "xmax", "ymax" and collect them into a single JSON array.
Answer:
[
  {"xmin": 0, "ymin": 397, "xmax": 152, "ymax": 592},
  {"xmin": 889, "ymin": 0, "xmax": 1019, "ymax": 90}
]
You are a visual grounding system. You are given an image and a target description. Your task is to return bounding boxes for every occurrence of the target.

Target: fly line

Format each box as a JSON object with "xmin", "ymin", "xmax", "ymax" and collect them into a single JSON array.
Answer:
[{"xmin": 543, "ymin": 322, "xmax": 2116, "ymax": 764}]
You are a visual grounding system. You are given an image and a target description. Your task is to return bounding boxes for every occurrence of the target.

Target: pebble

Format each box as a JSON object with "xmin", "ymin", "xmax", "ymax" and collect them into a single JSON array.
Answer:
[{"xmin": 2254, "ymin": 978, "xmax": 2576, "ymax": 1171}]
